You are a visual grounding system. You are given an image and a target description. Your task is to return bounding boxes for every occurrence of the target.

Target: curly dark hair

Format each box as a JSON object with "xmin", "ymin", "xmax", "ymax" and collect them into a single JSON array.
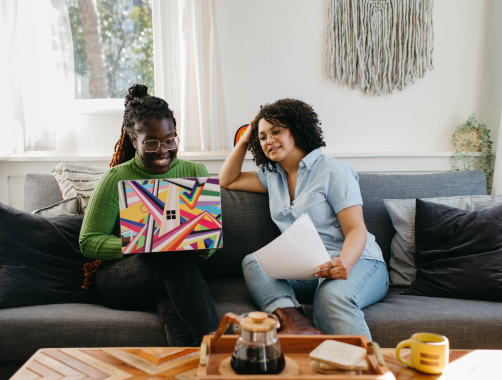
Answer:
[
  {"xmin": 110, "ymin": 84, "xmax": 177, "ymax": 167},
  {"xmin": 248, "ymin": 98, "xmax": 326, "ymax": 171}
]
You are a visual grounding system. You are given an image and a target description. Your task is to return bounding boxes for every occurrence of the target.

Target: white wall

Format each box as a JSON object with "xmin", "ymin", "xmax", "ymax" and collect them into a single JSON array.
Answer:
[
  {"xmin": 2, "ymin": 0, "xmax": 502, "ymax": 208},
  {"xmin": 51, "ymin": 0, "xmax": 502, "ymax": 157},
  {"xmin": 216, "ymin": 0, "xmax": 502, "ymax": 154}
]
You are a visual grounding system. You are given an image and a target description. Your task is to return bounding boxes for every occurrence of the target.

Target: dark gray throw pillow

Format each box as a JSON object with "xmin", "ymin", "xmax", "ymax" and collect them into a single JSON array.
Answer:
[
  {"xmin": 0, "ymin": 203, "xmax": 101, "ymax": 308},
  {"xmin": 401, "ymin": 199, "xmax": 502, "ymax": 301}
]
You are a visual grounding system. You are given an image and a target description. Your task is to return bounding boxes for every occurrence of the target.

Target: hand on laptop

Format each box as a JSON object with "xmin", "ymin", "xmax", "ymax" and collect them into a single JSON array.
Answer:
[{"xmin": 189, "ymin": 249, "xmax": 210, "ymax": 262}]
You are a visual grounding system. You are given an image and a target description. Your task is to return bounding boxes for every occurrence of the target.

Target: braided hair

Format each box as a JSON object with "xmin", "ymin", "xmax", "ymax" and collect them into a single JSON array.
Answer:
[
  {"xmin": 248, "ymin": 98, "xmax": 326, "ymax": 171},
  {"xmin": 110, "ymin": 84, "xmax": 177, "ymax": 167}
]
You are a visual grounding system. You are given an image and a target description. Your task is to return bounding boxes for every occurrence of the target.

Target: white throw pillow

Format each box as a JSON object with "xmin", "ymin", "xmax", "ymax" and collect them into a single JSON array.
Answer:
[
  {"xmin": 383, "ymin": 195, "xmax": 502, "ymax": 286},
  {"xmin": 52, "ymin": 162, "xmax": 106, "ymax": 212}
]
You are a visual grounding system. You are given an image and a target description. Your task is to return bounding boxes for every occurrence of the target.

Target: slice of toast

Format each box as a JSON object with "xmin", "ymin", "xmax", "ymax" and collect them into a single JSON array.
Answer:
[
  {"xmin": 318, "ymin": 358, "xmax": 368, "ymax": 371},
  {"xmin": 309, "ymin": 340, "xmax": 367, "ymax": 370},
  {"xmin": 310, "ymin": 360, "xmax": 357, "ymax": 375}
]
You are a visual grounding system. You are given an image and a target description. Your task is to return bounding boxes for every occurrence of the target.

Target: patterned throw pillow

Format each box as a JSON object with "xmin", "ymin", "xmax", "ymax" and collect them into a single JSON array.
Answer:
[
  {"xmin": 383, "ymin": 195, "xmax": 502, "ymax": 286},
  {"xmin": 52, "ymin": 162, "xmax": 106, "ymax": 212}
]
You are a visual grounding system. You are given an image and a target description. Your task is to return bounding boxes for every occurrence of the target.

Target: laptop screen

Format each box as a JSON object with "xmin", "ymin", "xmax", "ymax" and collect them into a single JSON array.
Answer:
[{"xmin": 118, "ymin": 177, "xmax": 222, "ymax": 253}]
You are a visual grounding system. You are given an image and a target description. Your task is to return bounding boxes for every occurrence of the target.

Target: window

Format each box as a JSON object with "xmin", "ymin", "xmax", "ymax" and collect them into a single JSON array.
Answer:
[
  {"xmin": 67, "ymin": 0, "xmax": 154, "ymax": 99},
  {"xmin": 165, "ymin": 210, "xmax": 176, "ymax": 220},
  {"xmin": 1, "ymin": 0, "xmax": 231, "ymax": 156}
]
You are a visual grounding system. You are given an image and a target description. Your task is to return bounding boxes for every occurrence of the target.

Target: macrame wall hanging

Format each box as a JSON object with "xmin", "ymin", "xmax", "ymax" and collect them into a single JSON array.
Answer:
[{"xmin": 326, "ymin": 0, "xmax": 434, "ymax": 95}]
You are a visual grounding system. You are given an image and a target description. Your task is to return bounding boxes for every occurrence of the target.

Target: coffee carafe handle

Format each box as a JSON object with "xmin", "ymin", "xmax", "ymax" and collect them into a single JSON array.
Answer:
[{"xmin": 212, "ymin": 312, "xmax": 240, "ymax": 345}]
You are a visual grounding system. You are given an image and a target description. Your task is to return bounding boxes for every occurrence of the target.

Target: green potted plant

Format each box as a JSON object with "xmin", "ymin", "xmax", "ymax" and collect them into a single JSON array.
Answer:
[{"xmin": 451, "ymin": 113, "xmax": 494, "ymax": 193}]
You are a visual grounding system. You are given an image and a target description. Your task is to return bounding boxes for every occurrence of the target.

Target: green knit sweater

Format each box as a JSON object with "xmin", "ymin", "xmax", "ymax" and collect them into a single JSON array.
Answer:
[{"xmin": 79, "ymin": 154, "xmax": 209, "ymax": 260}]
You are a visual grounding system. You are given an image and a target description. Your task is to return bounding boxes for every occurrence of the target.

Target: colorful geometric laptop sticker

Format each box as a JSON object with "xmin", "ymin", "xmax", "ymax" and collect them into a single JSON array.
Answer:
[
  {"xmin": 234, "ymin": 124, "xmax": 249, "ymax": 146},
  {"xmin": 118, "ymin": 177, "xmax": 223, "ymax": 253}
]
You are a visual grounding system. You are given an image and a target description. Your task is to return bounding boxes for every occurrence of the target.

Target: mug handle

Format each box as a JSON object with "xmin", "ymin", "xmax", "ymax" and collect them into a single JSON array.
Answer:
[{"xmin": 396, "ymin": 339, "xmax": 413, "ymax": 368}]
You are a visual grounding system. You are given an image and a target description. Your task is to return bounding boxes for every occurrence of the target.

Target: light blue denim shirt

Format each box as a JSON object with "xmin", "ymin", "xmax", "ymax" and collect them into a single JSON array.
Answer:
[{"xmin": 256, "ymin": 148, "xmax": 384, "ymax": 263}]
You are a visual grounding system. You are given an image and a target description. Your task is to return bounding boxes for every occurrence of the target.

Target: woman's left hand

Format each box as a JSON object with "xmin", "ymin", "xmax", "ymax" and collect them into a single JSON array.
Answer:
[
  {"xmin": 314, "ymin": 257, "xmax": 351, "ymax": 279},
  {"xmin": 189, "ymin": 249, "xmax": 210, "ymax": 262}
]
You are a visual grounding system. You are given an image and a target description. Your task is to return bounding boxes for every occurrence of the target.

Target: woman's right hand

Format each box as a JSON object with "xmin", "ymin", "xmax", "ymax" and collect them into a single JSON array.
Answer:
[
  {"xmin": 239, "ymin": 118, "xmax": 255, "ymax": 145},
  {"xmin": 219, "ymin": 115, "xmax": 266, "ymax": 193}
]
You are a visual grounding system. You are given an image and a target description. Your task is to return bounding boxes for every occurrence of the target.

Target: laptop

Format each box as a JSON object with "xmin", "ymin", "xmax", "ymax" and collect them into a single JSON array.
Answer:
[{"xmin": 118, "ymin": 177, "xmax": 223, "ymax": 254}]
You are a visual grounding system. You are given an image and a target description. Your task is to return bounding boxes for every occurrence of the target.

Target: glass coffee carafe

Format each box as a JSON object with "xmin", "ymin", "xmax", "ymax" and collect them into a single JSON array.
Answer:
[{"xmin": 211, "ymin": 311, "xmax": 285, "ymax": 375}]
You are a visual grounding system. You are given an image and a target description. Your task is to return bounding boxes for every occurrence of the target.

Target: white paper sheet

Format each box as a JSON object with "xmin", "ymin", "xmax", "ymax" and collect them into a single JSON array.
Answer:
[{"xmin": 253, "ymin": 214, "xmax": 332, "ymax": 280}]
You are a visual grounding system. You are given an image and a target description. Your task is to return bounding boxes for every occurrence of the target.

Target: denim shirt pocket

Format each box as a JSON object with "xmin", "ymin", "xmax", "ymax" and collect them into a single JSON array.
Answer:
[{"xmin": 291, "ymin": 192, "xmax": 333, "ymax": 226}]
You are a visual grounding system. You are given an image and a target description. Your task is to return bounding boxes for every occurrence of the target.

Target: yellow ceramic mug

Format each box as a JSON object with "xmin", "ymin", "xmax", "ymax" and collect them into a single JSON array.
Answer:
[{"xmin": 395, "ymin": 333, "xmax": 449, "ymax": 374}]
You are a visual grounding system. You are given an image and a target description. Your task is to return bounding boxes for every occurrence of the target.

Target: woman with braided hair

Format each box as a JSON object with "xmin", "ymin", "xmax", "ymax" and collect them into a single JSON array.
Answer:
[{"xmin": 79, "ymin": 84, "xmax": 218, "ymax": 346}]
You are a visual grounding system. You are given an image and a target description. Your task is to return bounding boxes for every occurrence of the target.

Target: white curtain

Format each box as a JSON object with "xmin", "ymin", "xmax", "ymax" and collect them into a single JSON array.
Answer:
[
  {"xmin": 0, "ymin": 0, "xmax": 74, "ymax": 155},
  {"xmin": 153, "ymin": 0, "xmax": 232, "ymax": 152}
]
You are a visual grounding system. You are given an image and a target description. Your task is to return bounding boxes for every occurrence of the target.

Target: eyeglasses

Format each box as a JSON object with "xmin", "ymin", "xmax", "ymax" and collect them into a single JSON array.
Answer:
[
  {"xmin": 257, "ymin": 127, "xmax": 285, "ymax": 144},
  {"xmin": 131, "ymin": 134, "xmax": 179, "ymax": 152}
]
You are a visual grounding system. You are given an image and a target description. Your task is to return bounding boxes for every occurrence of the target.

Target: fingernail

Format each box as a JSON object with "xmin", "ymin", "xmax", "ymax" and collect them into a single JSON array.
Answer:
[
  {"xmin": 315, "ymin": 267, "xmax": 320, "ymax": 271},
  {"xmin": 314, "ymin": 274, "xmax": 318, "ymax": 278}
]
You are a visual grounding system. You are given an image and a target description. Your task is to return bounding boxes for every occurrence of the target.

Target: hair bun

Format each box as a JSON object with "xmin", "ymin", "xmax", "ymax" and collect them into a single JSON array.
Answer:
[{"xmin": 128, "ymin": 84, "xmax": 149, "ymax": 99}]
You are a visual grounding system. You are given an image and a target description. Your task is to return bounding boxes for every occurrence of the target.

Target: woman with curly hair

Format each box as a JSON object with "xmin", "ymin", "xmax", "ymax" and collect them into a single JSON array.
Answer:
[
  {"xmin": 79, "ymin": 84, "xmax": 218, "ymax": 346},
  {"xmin": 219, "ymin": 99, "xmax": 388, "ymax": 338}
]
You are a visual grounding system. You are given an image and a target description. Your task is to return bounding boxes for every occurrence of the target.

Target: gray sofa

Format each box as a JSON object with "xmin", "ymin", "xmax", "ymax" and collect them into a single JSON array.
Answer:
[{"xmin": 2, "ymin": 170, "xmax": 502, "ymax": 379}]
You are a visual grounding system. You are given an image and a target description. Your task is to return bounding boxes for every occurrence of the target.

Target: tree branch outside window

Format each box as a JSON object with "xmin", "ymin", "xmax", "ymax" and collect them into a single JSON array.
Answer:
[{"xmin": 68, "ymin": 0, "xmax": 154, "ymax": 99}]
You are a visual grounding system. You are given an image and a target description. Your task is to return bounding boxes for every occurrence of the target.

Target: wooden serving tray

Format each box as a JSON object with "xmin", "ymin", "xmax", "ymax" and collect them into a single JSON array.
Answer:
[{"xmin": 197, "ymin": 335, "xmax": 395, "ymax": 379}]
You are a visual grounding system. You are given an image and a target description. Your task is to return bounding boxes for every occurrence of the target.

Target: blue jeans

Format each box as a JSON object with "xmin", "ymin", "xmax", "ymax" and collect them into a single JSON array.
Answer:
[{"xmin": 242, "ymin": 255, "xmax": 389, "ymax": 340}]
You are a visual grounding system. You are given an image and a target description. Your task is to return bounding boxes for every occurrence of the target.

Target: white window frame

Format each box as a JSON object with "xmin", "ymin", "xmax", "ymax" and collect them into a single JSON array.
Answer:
[{"xmin": 71, "ymin": 1, "xmax": 160, "ymax": 116}]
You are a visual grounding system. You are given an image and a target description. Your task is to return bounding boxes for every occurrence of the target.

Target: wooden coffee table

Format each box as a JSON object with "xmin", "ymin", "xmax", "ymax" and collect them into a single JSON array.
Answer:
[
  {"xmin": 10, "ymin": 346, "xmax": 502, "ymax": 380},
  {"xmin": 383, "ymin": 348, "xmax": 502, "ymax": 380},
  {"xmin": 10, "ymin": 348, "xmax": 201, "ymax": 380}
]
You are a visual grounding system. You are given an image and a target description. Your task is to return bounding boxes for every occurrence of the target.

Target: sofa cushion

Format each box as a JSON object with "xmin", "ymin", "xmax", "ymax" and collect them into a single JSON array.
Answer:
[
  {"xmin": 401, "ymin": 199, "xmax": 502, "ymax": 301},
  {"xmin": 0, "ymin": 304, "xmax": 167, "ymax": 362},
  {"xmin": 208, "ymin": 276, "xmax": 315, "ymax": 323},
  {"xmin": 0, "ymin": 278, "xmax": 255, "ymax": 363},
  {"xmin": 383, "ymin": 195, "xmax": 502, "ymax": 286},
  {"xmin": 364, "ymin": 287, "xmax": 502, "ymax": 349},
  {"xmin": 358, "ymin": 171, "xmax": 487, "ymax": 265},
  {"xmin": 209, "ymin": 278, "xmax": 502, "ymax": 350},
  {"xmin": 2, "ymin": 282, "xmax": 501, "ymax": 363},
  {"xmin": 208, "ymin": 277, "xmax": 257, "ymax": 317},
  {"xmin": 198, "ymin": 189, "xmax": 281, "ymax": 279},
  {"xmin": 0, "ymin": 204, "xmax": 100, "ymax": 308}
]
